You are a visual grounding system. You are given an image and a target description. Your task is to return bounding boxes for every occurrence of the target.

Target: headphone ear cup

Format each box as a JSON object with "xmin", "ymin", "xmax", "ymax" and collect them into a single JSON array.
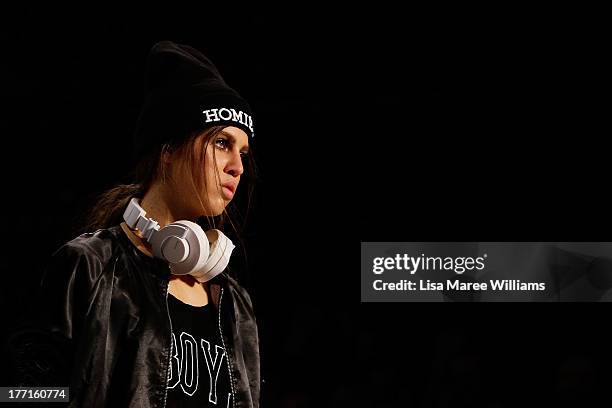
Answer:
[
  {"xmin": 160, "ymin": 235, "xmax": 189, "ymax": 263},
  {"xmin": 190, "ymin": 229, "xmax": 236, "ymax": 283},
  {"xmin": 150, "ymin": 220, "xmax": 210, "ymax": 276}
]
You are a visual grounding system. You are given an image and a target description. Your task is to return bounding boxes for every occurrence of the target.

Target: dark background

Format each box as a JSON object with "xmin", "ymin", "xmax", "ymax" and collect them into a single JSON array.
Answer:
[
  {"xmin": 1, "ymin": 5, "xmax": 610, "ymax": 408},
  {"xmin": 357, "ymin": 7, "xmax": 610, "ymax": 408}
]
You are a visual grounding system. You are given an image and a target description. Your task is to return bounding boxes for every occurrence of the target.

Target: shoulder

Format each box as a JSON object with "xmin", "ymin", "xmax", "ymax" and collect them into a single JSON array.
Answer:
[
  {"xmin": 45, "ymin": 226, "xmax": 125, "ymax": 282},
  {"xmin": 223, "ymin": 273, "xmax": 256, "ymax": 314},
  {"xmin": 59, "ymin": 227, "xmax": 123, "ymax": 263}
]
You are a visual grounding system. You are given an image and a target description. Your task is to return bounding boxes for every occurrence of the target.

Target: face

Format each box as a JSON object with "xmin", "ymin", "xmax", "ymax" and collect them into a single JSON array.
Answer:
[
  {"xmin": 202, "ymin": 126, "xmax": 250, "ymax": 215},
  {"xmin": 166, "ymin": 126, "xmax": 250, "ymax": 218}
]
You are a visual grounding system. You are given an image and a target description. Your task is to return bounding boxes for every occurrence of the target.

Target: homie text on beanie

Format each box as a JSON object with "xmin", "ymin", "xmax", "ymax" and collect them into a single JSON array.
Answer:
[{"xmin": 133, "ymin": 41, "xmax": 254, "ymax": 160}]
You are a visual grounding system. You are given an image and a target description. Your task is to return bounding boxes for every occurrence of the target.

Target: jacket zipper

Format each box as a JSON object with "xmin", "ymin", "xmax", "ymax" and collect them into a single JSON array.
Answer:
[
  {"xmin": 219, "ymin": 287, "xmax": 237, "ymax": 407},
  {"xmin": 162, "ymin": 280, "xmax": 172, "ymax": 408}
]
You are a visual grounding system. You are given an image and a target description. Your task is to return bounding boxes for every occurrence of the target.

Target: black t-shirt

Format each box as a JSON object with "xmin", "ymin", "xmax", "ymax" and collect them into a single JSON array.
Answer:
[{"xmin": 166, "ymin": 293, "xmax": 233, "ymax": 407}]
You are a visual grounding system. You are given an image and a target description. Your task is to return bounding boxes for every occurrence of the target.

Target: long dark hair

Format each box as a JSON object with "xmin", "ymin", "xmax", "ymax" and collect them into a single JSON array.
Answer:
[{"xmin": 78, "ymin": 126, "xmax": 258, "ymax": 279}]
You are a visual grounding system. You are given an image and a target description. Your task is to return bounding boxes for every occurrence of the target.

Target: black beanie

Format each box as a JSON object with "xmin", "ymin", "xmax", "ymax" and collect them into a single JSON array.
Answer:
[{"xmin": 133, "ymin": 41, "xmax": 254, "ymax": 159}]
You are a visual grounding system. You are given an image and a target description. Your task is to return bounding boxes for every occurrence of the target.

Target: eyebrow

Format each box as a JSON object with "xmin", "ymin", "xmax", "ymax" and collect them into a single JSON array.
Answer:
[{"xmin": 219, "ymin": 131, "xmax": 250, "ymax": 153}]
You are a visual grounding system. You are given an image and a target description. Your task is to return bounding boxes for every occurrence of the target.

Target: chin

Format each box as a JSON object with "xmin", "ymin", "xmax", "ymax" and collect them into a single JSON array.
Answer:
[
  {"xmin": 198, "ymin": 210, "xmax": 223, "ymax": 218},
  {"xmin": 199, "ymin": 202, "xmax": 226, "ymax": 217}
]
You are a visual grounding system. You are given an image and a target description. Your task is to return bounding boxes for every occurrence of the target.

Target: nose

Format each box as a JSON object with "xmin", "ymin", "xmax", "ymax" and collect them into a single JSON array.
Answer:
[{"xmin": 224, "ymin": 149, "xmax": 244, "ymax": 177}]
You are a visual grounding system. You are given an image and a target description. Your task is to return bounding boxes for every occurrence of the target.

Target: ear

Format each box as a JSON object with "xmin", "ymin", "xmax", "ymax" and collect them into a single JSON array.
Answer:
[{"xmin": 161, "ymin": 144, "xmax": 174, "ymax": 165}]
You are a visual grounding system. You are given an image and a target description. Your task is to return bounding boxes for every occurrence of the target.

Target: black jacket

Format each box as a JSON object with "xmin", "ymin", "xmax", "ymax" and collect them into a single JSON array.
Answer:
[{"xmin": 9, "ymin": 226, "xmax": 260, "ymax": 407}]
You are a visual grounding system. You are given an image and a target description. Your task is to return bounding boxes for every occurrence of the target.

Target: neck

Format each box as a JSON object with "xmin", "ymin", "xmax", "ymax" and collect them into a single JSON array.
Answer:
[
  {"xmin": 121, "ymin": 181, "xmax": 184, "ymax": 258},
  {"xmin": 139, "ymin": 181, "xmax": 177, "ymax": 228},
  {"xmin": 120, "ymin": 222, "xmax": 154, "ymax": 258},
  {"xmin": 139, "ymin": 180, "xmax": 201, "ymax": 225}
]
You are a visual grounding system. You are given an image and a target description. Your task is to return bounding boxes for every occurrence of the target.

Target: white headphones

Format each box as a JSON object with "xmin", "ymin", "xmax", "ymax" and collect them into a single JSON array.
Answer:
[{"xmin": 122, "ymin": 198, "xmax": 235, "ymax": 282}]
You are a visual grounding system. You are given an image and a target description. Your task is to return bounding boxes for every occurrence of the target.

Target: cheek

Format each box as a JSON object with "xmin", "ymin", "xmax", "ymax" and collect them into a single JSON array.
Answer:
[
  {"xmin": 205, "ymin": 152, "xmax": 224, "ymax": 178},
  {"xmin": 202, "ymin": 156, "xmax": 221, "ymax": 190}
]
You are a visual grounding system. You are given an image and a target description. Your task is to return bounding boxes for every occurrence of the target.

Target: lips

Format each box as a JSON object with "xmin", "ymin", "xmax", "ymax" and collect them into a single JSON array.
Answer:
[
  {"xmin": 221, "ymin": 182, "xmax": 237, "ymax": 199},
  {"xmin": 221, "ymin": 182, "xmax": 237, "ymax": 195}
]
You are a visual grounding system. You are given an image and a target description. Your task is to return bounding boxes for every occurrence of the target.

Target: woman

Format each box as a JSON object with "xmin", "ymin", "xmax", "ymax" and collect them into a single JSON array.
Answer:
[{"xmin": 10, "ymin": 41, "xmax": 260, "ymax": 407}]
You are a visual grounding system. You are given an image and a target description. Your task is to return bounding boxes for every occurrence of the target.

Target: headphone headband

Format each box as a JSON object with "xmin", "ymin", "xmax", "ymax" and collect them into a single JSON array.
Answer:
[{"xmin": 123, "ymin": 198, "xmax": 160, "ymax": 241}]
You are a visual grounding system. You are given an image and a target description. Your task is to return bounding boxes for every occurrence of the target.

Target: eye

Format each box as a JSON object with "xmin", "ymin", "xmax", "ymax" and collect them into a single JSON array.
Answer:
[{"xmin": 214, "ymin": 138, "xmax": 230, "ymax": 150}]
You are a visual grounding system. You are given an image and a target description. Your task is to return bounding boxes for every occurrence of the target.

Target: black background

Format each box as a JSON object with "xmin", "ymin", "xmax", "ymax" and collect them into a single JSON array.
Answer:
[
  {"xmin": 357, "ymin": 7, "xmax": 610, "ymax": 408},
  {"xmin": 1, "ymin": 5, "xmax": 610, "ymax": 408}
]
